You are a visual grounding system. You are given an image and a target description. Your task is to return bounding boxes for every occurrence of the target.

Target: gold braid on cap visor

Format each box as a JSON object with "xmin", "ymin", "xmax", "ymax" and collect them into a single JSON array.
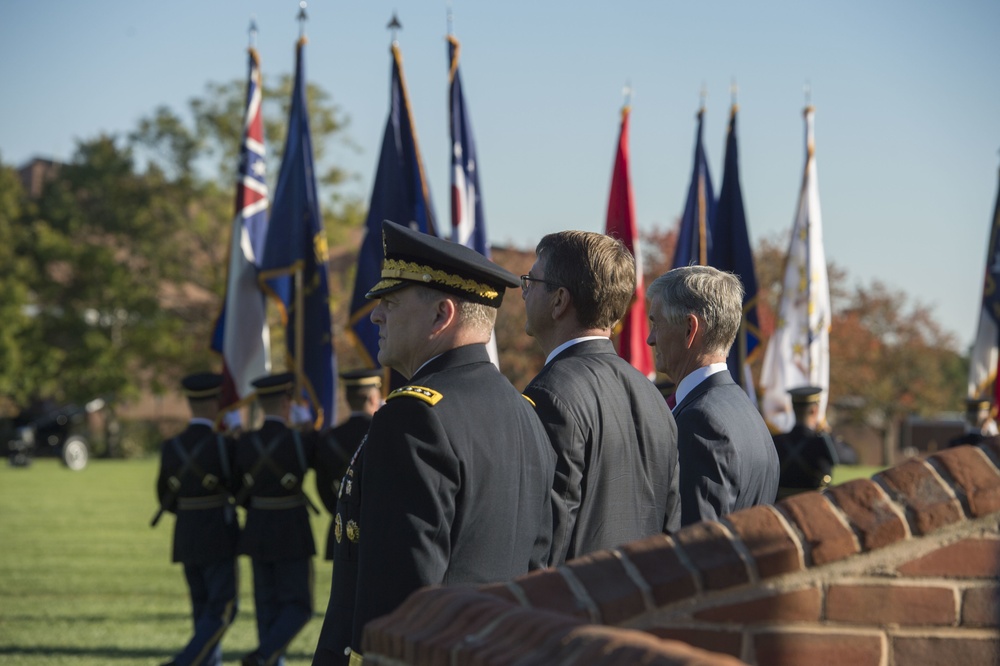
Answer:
[{"xmin": 373, "ymin": 258, "xmax": 500, "ymax": 301}]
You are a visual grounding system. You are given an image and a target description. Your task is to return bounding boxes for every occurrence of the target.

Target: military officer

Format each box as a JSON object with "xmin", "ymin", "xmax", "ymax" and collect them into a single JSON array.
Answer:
[
  {"xmin": 155, "ymin": 372, "xmax": 239, "ymax": 666},
  {"xmin": 315, "ymin": 369, "xmax": 383, "ymax": 560},
  {"xmin": 771, "ymin": 386, "xmax": 840, "ymax": 499},
  {"xmin": 312, "ymin": 221, "xmax": 556, "ymax": 666},
  {"xmin": 234, "ymin": 372, "xmax": 317, "ymax": 666}
]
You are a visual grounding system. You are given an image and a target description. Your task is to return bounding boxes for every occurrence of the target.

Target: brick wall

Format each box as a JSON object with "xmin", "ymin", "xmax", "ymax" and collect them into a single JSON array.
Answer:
[{"xmin": 361, "ymin": 439, "xmax": 1000, "ymax": 665}]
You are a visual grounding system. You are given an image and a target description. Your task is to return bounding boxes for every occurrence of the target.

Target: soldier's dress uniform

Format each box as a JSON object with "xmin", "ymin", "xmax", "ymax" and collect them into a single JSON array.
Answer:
[
  {"xmin": 315, "ymin": 371, "xmax": 381, "ymax": 561},
  {"xmin": 155, "ymin": 373, "xmax": 239, "ymax": 666},
  {"xmin": 234, "ymin": 374, "xmax": 317, "ymax": 666},
  {"xmin": 312, "ymin": 221, "xmax": 555, "ymax": 666},
  {"xmin": 771, "ymin": 387, "xmax": 839, "ymax": 499}
]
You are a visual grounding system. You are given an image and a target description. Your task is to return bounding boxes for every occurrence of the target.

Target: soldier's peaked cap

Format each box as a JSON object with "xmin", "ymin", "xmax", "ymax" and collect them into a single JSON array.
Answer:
[
  {"xmin": 181, "ymin": 372, "xmax": 223, "ymax": 400},
  {"xmin": 251, "ymin": 372, "xmax": 295, "ymax": 396},
  {"xmin": 788, "ymin": 386, "xmax": 823, "ymax": 404},
  {"xmin": 340, "ymin": 368, "xmax": 383, "ymax": 388},
  {"xmin": 366, "ymin": 220, "xmax": 519, "ymax": 307}
]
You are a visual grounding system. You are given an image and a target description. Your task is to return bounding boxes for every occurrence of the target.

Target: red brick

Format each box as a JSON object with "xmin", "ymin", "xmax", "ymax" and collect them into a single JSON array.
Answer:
[
  {"xmin": 980, "ymin": 436, "xmax": 1000, "ymax": 462},
  {"xmin": 511, "ymin": 566, "xmax": 592, "ymax": 620},
  {"xmin": 826, "ymin": 584, "xmax": 957, "ymax": 626},
  {"xmin": 564, "ymin": 549, "xmax": 648, "ymax": 625},
  {"xmin": 547, "ymin": 624, "xmax": 747, "ymax": 666},
  {"xmin": 826, "ymin": 479, "xmax": 908, "ymax": 551},
  {"xmin": 477, "ymin": 582, "xmax": 522, "ymax": 605},
  {"xmin": 931, "ymin": 446, "xmax": 1000, "ymax": 517},
  {"xmin": 726, "ymin": 506, "xmax": 804, "ymax": 579},
  {"xmin": 693, "ymin": 587, "xmax": 821, "ymax": 624},
  {"xmin": 647, "ymin": 627, "xmax": 743, "ymax": 658},
  {"xmin": 409, "ymin": 593, "xmax": 524, "ymax": 666},
  {"xmin": 464, "ymin": 606, "xmax": 579, "ymax": 665},
  {"xmin": 618, "ymin": 534, "xmax": 699, "ymax": 607},
  {"xmin": 897, "ymin": 538, "xmax": 1000, "ymax": 578},
  {"xmin": 752, "ymin": 630, "xmax": 884, "ymax": 666},
  {"xmin": 674, "ymin": 521, "xmax": 750, "ymax": 591},
  {"xmin": 892, "ymin": 634, "xmax": 1000, "ymax": 666},
  {"xmin": 963, "ymin": 585, "xmax": 1000, "ymax": 627},
  {"xmin": 777, "ymin": 492, "xmax": 859, "ymax": 566},
  {"xmin": 363, "ymin": 586, "xmax": 471, "ymax": 658},
  {"xmin": 876, "ymin": 458, "xmax": 963, "ymax": 535}
]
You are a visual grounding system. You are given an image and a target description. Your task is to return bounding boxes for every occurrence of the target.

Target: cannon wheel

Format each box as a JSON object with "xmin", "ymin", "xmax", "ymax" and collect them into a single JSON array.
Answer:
[{"xmin": 61, "ymin": 436, "xmax": 89, "ymax": 471}]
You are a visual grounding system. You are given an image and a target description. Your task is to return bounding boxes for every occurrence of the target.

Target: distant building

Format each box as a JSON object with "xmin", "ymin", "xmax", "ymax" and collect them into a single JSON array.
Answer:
[{"xmin": 17, "ymin": 157, "xmax": 62, "ymax": 198}]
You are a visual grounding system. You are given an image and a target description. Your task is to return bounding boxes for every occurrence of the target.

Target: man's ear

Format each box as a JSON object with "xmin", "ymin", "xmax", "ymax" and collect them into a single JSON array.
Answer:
[
  {"xmin": 684, "ymin": 313, "xmax": 700, "ymax": 349},
  {"xmin": 550, "ymin": 287, "xmax": 571, "ymax": 321},
  {"xmin": 431, "ymin": 295, "xmax": 458, "ymax": 334}
]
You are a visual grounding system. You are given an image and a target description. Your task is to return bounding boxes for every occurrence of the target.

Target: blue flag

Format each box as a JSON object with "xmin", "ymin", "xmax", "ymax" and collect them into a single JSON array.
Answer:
[
  {"xmin": 448, "ymin": 35, "xmax": 487, "ymax": 257},
  {"xmin": 258, "ymin": 37, "xmax": 336, "ymax": 427},
  {"xmin": 672, "ymin": 107, "xmax": 716, "ymax": 268},
  {"xmin": 713, "ymin": 104, "xmax": 761, "ymax": 400},
  {"xmin": 348, "ymin": 43, "xmax": 437, "ymax": 367}
]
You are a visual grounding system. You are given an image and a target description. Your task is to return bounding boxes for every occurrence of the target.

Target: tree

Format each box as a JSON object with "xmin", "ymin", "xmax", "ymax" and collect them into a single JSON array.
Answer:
[
  {"xmin": 0, "ymin": 161, "xmax": 36, "ymax": 413},
  {"xmin": 2, "ymin": 74, "xmax": 360, "ymax": 416}
]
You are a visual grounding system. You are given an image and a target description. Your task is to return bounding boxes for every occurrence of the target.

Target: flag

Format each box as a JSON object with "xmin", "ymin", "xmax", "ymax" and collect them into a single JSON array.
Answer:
[
  {"xmin": 258, "ymin": 37, "xmax": 335, "ymax": 427},
  {"xmin": 448, "ymin": 34, "xmax": 500, "ymax": 367},
  {"xmin": 672, "ymin": 106, "xmax": 716, "ymax": 269},
  {"xmin": 347, "ymin": 42, "xmax": 437, "ymax": 367},
  {"xmin": 967, "ymin": 165, "xmax": 1000, "ymax": 406},
  {"xmin": 758, "ymin": 105, "xmax": 831, "ymax": 433},
  {"xmin": 605, "ymin": 103, "xmax": 654, "ymax": 377},
  {"xmin": 210, "ymin": 46, "xmax": 271, "ymax": 412},
  {"xmin": 713, "ymin": 103, "xmax": 761, "ymax": 402}
]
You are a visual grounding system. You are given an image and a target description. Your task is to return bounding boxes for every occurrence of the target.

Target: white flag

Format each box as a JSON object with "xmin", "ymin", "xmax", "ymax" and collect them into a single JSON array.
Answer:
[
  {"xmin": 967, "ymin": 168, "xmax": 1000, "ymax": 402},
  {"xmin": 759, "ymin": 106, "xmax": 831, "ymax": 433}
]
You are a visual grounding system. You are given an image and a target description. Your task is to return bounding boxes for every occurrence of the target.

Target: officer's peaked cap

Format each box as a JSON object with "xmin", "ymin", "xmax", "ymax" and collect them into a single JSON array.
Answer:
[
  {"xmin": 340, "ymin": 368, "xmax": 383, "ymax": 388},
  {"xmin": 251, "ymin": 372, "xmax": 295, "ymax": 396},
  {"xmin": 181, "ymin": 372, "xmax": 223, "ymax": 400},
  {"xmin": 366, "ymin": 220, "xmax": 519, "ymax": 307},
  {"xmin": 788, "ymin": 386, "xmax": 823, "ymax": 404}
]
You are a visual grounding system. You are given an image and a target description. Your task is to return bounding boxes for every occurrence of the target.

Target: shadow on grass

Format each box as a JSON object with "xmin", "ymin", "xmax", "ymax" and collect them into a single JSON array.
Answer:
[
  {"xmin": 0, "ymin": 646, "xmax": 316, "ymax": 661},
  {"xmin": 0, "ymin": 612, "xmax": 191, "ymax": 623}
]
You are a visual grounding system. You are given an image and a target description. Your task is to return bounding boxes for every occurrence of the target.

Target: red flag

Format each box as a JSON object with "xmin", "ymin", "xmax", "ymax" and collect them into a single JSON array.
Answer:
[{"xmin": 605, "ymin": 105, "xmax": 654, "ymax": 378}]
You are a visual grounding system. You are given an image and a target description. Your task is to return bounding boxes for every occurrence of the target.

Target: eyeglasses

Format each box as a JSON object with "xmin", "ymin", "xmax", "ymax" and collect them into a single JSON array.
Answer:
[{"xmin": 519, "ymin": 274, "xmax": 563, "ymax": 291}]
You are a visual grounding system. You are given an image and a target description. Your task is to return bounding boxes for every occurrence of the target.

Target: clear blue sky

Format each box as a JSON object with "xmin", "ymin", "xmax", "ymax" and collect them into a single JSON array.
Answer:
[{"xmin": 2, "ymin": 1, "xmax": 998, "ymax": 350}]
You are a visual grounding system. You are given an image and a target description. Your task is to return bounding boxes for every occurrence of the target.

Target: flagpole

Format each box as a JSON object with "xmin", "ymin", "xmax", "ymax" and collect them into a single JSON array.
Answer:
[{"xmin": 293, "ymin": 1, "xmax": 307, "ymax": 409}]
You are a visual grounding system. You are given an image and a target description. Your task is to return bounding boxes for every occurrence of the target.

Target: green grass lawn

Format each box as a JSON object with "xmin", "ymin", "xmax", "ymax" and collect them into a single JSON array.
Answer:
[{"xmin": 0, "ymin": 457, "xmax": 333, "ymax": 665}]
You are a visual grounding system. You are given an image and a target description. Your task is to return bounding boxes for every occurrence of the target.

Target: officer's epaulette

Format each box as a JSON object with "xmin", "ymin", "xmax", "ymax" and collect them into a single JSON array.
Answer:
[
  {"xmin": 386, "ymin": 385, "xmax": 443, "ymax": 406},
  {"xmin": 522, "ymin": 394, "xmax": 536, "ymax": 408}
]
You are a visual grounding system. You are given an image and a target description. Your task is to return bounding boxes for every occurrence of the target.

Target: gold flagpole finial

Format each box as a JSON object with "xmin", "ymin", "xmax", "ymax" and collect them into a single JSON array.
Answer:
[
  {"xmin": 249, "ymin": 17, "xmax": 258, "ymax": 49},
  {"xmin": 388, "ymin": 12, "xmax": 402, "ymax": 44},
  {"xmin": 730, "ymin": 78, "xmax": 739, "ymax": 107},
  {"xmin": 446, "ymin": 1, "xmax": 453, "ymax": 36},
  {"xmin": 699, "ymin": 82, "xmax": 708, "ymax": 113},
  {"xmin": 622, "ymin": 80, "xmax": 633, "ymax": 111}
]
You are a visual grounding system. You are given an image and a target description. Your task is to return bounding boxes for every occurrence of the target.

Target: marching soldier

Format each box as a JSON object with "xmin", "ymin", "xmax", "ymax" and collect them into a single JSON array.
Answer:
[
  {"xmin": 312, "ymin": 221, "xmax": 555, "ymax": 666},
  {"xmin": 154, "ymin": 372, "xmax": 239, "ymax": 666},
  {"xmin": 772, "ymin": 386, "xmax": 839, "ymax": 499},
  {"xmin": 234, "ymin": 372, "xmax": 317, "ymax": 666},
  {"xmin": 314, "ymin": 369, "xmax": 383, "ymax": 560}
]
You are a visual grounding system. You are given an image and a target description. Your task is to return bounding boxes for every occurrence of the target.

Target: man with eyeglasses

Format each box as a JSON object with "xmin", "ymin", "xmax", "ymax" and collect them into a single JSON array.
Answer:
[{"xmin": 522, "ymin": 230, "xmax": 681, "ymax": 565}]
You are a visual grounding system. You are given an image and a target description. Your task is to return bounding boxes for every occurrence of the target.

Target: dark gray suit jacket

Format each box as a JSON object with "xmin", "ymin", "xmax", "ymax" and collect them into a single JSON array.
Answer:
[
  {"xmin": 524, "ymin": 338, "xmax": 681, "ymax": 564},
  {"xmin": 673, "ymin": 370, "xmax": 779, "ymax": 526}
]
